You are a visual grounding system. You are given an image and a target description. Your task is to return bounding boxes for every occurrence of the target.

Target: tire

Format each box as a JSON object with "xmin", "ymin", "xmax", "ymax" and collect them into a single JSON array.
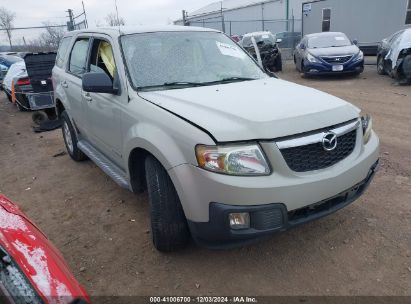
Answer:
[
  {"xmin": 300, "ymin": 63, "xmax": 308, "ymax": 78},
  {"xmin": 377, "ymin": 56, "xmax": 386, "ymax": 75},
  {"xmin": 398, "ymin": 54, "xmax": 411, "ymax": 84},
  {"xmin": 145, "ymin": 155, "xmax": 190, "ymax": 252},
  {"xmin": 32, "ymin": 111, "xmax": 48, "ymax": 125},
  {"xmin": 275, "ymin": 54, "xmax": 283, "ymax": 72},
  {"xmin": 61, "ymin": 111, "xmax": 87, "ymax": 161}
]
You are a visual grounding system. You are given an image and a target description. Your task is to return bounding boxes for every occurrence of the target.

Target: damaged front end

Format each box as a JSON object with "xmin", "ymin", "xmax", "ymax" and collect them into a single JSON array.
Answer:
[
  {"xmin": 244, "ymin": 43, "xmax": 282, "ymax": 72},
  {"xmin": 394, "ymin": 48, "xmax": 411, "ymax": 84}
]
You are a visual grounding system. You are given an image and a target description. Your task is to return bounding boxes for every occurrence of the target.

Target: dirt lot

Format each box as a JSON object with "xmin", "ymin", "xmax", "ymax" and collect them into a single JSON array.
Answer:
[{"xmin": 0, "ymin": 63, "xmax": 410, "ymax": 297}]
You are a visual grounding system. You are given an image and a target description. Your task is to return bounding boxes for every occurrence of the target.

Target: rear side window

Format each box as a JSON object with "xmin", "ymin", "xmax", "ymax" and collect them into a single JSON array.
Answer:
[
  {"xmin": 68, "ymin": 38, "xmax": 90, "ymax": 77},
  {"xmin": 56, "ymin": 37, "xmax": 72, "ymax": 68}
]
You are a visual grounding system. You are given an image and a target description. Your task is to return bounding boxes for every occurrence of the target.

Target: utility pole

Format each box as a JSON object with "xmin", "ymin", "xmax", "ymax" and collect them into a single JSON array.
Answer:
[
  {"xmin": 220, "ymin": 1, "xmax": 226, "ymax": 33},
  {"xmin": 285, "ymin": 0, "xmax": 289, "ymax": 31},
  {"xmin": 66, "ymin": 9, "xmax": 74, "ymax": 31},
  {"xmin": 261, "ymin": 3, "xmax": 265, "ymax": 31},
  {"xmin": 82, "ymin": 1, "xmax": 88, "ymax": 28},
  {"xmin": 182, "ymin": 10, "xmax": 187, "ymax": 26}
]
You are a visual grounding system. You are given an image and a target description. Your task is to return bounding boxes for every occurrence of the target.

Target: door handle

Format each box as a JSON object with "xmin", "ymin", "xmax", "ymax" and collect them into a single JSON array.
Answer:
[
  {"xmin": 61, "ymin": 81, "xmax": 68, "ymax": 88},
  {"xmin": 83, "ymin": 92, "xmax": 92, "ymax": 102}
]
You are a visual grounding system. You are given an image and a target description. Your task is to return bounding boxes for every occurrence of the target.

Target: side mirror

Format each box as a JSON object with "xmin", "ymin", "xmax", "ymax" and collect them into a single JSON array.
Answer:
[
  {"xmin": 276, "ymin": 38, "xmax": 283, "ymax": 43},
  {"xmin": 82, "ymin": 72, "xmax": 118, "ymax": 95},
  {"xmin": 301, "ymin": 44, "xmax": 306, "ymax": 50},
  {"xmin": 353, "ymin": 39, "xmax": 358, "ymax": 45}
]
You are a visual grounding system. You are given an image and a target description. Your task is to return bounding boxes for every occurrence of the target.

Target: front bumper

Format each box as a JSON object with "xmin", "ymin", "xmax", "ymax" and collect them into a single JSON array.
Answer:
[
  {"xmin": 188, "ymin": 160, "xmax": 379, "ymax": 248},
  {"xmin": 303, "ymin": 58, "xmax": 364, "ymax": 75}
]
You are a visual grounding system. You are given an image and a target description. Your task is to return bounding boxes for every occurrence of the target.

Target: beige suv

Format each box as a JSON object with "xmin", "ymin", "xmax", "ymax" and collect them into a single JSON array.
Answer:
[{"xmin": 53, "ymin": 26, "xmax": 379, "ymax": 251}]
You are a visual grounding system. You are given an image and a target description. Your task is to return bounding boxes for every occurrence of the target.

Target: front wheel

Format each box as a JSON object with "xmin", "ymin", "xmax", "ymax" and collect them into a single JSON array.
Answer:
[
  {"xmin": 377, "ymin": 56, "xmax": 386, "ymax": 75},
  {"xmin": 61, "ymin": 111, "xmax": 87, "ymax": 161},
  {"xmin": 145, "ymin": 156, "xmax": 190, "ymax": 252}
]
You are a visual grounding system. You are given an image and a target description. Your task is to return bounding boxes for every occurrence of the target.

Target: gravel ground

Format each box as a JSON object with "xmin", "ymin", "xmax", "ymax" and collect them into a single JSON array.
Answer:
[{"xmin": 0, "ymin": 63, "xmax": 410, "ymax": 297}]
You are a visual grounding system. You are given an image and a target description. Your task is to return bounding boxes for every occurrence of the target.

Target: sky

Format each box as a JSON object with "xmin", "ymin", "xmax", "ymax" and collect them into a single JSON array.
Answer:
[{"xmin": 0, "ymin": 0, "xmax": 213, "ymax": 45}]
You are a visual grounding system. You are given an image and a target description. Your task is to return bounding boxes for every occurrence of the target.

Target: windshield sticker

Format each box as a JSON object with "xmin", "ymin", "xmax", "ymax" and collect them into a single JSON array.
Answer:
[
  {"xmin": 335, "ymin": 37, "xmax": 345, "ymax": 41},
  {"xmin": 216, "ymin": 41, "xmax": 246, "ymax": 58}
]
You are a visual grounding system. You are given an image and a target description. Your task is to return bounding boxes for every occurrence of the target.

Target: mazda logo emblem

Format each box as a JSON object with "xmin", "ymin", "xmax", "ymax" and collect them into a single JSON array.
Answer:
[{"xmin": 322, "ymin": 132, "xmax": 338, "ymax": 151}]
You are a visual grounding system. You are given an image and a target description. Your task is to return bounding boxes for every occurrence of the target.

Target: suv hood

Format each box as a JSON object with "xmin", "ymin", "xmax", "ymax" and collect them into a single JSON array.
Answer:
[
  {"xmin": 309, "ymin": 45, "xmax": 359, "ymax": 57},
  {"xmin": 139, "ymin": 78, "xmax": 360, "ymax": 142}
]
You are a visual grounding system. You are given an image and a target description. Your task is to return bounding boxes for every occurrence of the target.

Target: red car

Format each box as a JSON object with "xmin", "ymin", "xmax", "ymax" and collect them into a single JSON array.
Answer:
[{"xmin": 0, "ymin": 195, "xmax": 89, "ymax": 304}]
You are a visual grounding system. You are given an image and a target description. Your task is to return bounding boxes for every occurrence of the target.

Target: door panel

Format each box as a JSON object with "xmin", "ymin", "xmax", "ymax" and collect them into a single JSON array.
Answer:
[
  {"xmin": 84, "ymin": 36, "xmax": 125, "ymax": 167},
  {"xmin": 65, "ymin": 38, "xmax": 91, "ymax": 137}
]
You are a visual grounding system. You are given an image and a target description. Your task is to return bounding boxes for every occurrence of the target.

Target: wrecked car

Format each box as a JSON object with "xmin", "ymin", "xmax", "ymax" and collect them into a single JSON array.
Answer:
[
  {"xmin": 0, "ymin": 194, "xmax": 89, "ymax": 304},
  {"xmin": 14, "ymin": 53, "xmax": 56, "ymax": 115},
  {"xmin": 240, "ymin": 31, "xmax": 282, "ymax": 72},
  {"xmin": 377, "ymin": 28, "xmax": 411, "ymax": 84}
]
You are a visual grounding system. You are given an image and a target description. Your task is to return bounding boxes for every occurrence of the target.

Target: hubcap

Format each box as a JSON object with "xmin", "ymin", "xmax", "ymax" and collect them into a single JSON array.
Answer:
[{"xmin": 63, "ymin": 122, "xmax": 74, "ymax": 154}]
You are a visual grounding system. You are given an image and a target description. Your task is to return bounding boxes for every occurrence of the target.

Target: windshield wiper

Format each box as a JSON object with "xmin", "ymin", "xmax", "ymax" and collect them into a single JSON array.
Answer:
[
  {"xmin": 203, "ymin": 77, "xmax": 258, "ymax": 85},
  {"xmin": 138, "ymin": 81, "xmax": 206, "ymax": 91},
  {"xmin": 137, "ymin": 78, "xmax": 258, "ymax": 91}
]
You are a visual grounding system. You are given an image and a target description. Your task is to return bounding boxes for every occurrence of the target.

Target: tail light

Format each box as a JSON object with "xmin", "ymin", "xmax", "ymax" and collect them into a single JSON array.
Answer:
[{"xmin": 16, "ymin": 77, "xmax": 30, "ymax": 86}]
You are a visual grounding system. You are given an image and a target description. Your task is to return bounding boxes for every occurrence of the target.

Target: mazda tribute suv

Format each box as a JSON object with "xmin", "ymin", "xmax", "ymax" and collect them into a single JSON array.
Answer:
[{"xmin": 52, "ymin": 26, "xmax": 379, "ymax": 251}]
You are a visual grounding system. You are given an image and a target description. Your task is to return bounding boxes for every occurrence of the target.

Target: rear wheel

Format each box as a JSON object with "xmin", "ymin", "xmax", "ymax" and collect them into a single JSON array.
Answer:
[
  {"xmin": 275, "ymin": 54, "xmax": 283, "ymax": 72},
  {"xmin": 377, "ymin": 56, "xmax": 386, "ymax": 75},
  {"xmin": 145, "ymin": 155, "xmax": 190, "ymax": 252},
  {"xmin": 61, "ymin": 111, "xmax": 87, "ymax": 161},
  {"xmin": 32, "ymin": 111, "xmax": 48, "ymax": 125},
  {"xmin": 398, "ymin": 54, "xmax": 411, "ymax": 84}
]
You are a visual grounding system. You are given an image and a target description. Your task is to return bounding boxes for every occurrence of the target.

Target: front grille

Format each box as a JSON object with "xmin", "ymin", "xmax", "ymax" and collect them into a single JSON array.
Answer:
[
  {"xmin": 280, "ymin": 129, "xmax": 357, "ymax": 172},
  {"xmin": 321, "ymin": 55, "xmax": 352, "ymax": 64}
]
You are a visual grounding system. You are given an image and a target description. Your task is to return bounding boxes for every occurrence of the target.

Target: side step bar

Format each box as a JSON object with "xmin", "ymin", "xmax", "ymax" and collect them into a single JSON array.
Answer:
[{"xmin": 77, "ymin": 140, "xmax": 131, "ymax": 190}]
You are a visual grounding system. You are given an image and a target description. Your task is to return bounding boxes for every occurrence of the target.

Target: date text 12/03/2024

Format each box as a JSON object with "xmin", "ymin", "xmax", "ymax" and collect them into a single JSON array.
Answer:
[{"xmin": 150, "ymin": 297, "xmax": 258, "ymax": 303}]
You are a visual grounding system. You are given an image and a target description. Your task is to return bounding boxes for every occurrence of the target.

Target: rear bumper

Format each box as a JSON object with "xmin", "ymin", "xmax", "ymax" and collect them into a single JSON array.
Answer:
[
  {"xmin": 303, "ymin": 58, "xmax": 364, "ymax": 75},
  {"xmin": 188, "ymin": 160, "xmax": 379, "ymax": 248}
]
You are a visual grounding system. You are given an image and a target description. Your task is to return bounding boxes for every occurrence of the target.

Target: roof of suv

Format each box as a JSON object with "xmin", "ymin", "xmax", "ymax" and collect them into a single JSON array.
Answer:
[{"xmin": 65, "ymin": 25, "xmax": 220, "ymax": 38}]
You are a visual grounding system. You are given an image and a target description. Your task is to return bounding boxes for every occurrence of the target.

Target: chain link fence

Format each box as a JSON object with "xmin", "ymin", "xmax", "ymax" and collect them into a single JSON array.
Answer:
[
  {"xmin": 185, "ymin": 18, "xmax": 302, "ymax": 60},
  {"xmin": 0, "ymin": 25, "xmax": 67, "ymax": 52}
]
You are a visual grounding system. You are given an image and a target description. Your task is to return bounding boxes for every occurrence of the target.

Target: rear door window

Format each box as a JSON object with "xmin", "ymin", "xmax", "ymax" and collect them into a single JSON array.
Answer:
[
  {"xmin": 56, "ymin": 37, "xmax": 72, "ymax": 68},
  {"xmin": 68, "ymin": 38, "xmax": 90, "ymax": 77}
]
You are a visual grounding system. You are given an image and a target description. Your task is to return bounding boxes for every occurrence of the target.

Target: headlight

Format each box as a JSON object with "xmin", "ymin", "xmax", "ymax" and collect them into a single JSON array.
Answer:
[
  {"xmin": 195, "ymin": 144, "xmax": 271, "ymax": 176},
  {"xmin": 357, "ymin": 51, "xmax": 364, "ymax": 61},
  {"xmin": 361, "ymin": 114, "xmax": 373, "ymax": 144},
  {"xmin": 307, "ymin": 53, "xmax": 320, "ymax": 63}
]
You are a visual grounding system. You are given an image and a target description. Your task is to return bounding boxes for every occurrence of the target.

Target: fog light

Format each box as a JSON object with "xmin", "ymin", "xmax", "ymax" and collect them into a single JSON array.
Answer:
[
  {"xmin": 229, "ymin": 212, "xmax": 250, "ymax": 230},
  {"xmin": 310, "ymin": 69, "xmax": 319, "ymax": 73}
]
